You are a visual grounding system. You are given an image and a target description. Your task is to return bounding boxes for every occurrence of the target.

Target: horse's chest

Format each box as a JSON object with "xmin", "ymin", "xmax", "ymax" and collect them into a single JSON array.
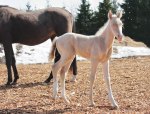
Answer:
[{"xmin": 98, "ymin": 47, "xmax": 113, "ymax": 62}]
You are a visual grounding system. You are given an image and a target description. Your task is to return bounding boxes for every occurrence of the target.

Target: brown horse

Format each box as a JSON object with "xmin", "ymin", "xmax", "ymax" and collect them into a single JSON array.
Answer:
[{"xmin": 0, "ymin": 5, "xmax": 77, "ymax": 85}]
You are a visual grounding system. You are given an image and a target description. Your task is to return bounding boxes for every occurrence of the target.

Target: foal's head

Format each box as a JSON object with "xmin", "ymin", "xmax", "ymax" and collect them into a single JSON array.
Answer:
[{"xmin": 108, "ymin": 10, "xmax": 123, "ymax": 42}]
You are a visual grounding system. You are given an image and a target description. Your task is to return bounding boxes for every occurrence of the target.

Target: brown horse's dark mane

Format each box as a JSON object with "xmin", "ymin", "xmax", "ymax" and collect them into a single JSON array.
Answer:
[
  {"xmin": 0, "ymin": 5, "xmax": 18, "ymax": 10},
  {"xmin": 0, "ymin": 5, "xmax": 71, "ymax": 18},
  {"xmin": 0, "ymin": 5, "xmax": 9, "ymax": 7}
]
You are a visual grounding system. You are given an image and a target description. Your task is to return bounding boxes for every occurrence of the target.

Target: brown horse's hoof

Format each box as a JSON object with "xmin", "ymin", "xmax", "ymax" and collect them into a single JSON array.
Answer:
[
  {"xmin": 11, "ymin": 82, "xmax": 17, "ymax": 85},
  {"xmin": 5, "ymin": 81, "xmax": 18, "ymax": 87},
  {"xmin": 42, "ymin": 82, "xmax": 50, "ymax": 86},
  {"xmin": 44, "ymin": 80, "xmax": 50, "ymax": 84},
  {"xmin": 5, "ymin": 82, "xmax": 12, "ymax": 86}
]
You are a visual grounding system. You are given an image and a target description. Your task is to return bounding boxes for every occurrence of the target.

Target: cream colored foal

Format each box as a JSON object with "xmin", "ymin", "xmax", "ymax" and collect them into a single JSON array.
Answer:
[{"xmin": 51, "ymin": 10, "xmax": 123, "ymax": 109}]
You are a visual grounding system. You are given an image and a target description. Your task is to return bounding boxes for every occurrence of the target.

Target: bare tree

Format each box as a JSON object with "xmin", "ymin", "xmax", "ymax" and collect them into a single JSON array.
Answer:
[
  {"xmin": 26, "ymin": 2, "xmax": 31, "ymax": 12},
  {"xmin": 46, "ymin": 0, "xmax": 51, "ymax": 8}
]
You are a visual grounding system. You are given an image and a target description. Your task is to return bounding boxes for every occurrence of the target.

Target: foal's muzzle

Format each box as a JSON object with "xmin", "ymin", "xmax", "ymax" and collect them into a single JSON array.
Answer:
[{"xmin": 117, "ymin": 34, "xmax": 123, "ymax": 43}]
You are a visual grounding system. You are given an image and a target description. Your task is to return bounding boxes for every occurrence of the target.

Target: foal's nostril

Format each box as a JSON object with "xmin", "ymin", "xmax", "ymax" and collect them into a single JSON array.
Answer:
[
  {"xmin": 118, "ymin": 34, "xmax": 122, "ymax": 38},
  {"xmin": 118, "ymin": 34, "xmax": 120, "ymax": 38}
]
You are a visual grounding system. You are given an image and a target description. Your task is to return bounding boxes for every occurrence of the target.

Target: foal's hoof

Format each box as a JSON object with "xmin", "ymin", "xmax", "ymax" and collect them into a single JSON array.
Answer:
[
  {"xmin": 70, "ymin": 79, "xmax": 77, "ymax": 82},
  {"xmin": 52, "ymin": 95, "xmax": 58, "ymax": 100},
  {"xmin": 89, "ymin": 102, "xmax": 95, "ymax": 107},
  {"xmin": 5, "ymin": 82, "xmax": 12, "ymax": 86},
  {"xmin": 111, "ymin": 104, "xmax": 119, "ymax": 110},
  {"xmin": 70, "ymin": 75, "xmax": 77, "ymax": 82},
  {"xmin": 64, "ymin": 98, "xmax": 70, "ymax": 104},
  {"xmin": 111, "ymin": 101, "xmax": 119, "ymax": 109}
]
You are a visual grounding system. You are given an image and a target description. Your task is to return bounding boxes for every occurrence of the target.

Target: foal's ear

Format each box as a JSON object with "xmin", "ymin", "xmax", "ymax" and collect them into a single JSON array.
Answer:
[
  {"xmin": 117, "ymin": 11, "xmax": 122, "ymax": 18},
  {"xmin": 108, "ymin": 10, "xmax": 113, "ymax": 19}
]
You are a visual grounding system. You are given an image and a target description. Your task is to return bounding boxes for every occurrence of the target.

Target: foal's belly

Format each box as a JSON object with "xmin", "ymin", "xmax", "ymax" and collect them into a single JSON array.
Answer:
[{"xmin": 76, "ymin": 50, "xmax": 91, "ymax": 59}]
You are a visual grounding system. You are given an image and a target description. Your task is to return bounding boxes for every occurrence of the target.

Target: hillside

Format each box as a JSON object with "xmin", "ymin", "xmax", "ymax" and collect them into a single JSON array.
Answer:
[
  {"xmin": 0, "ymin": 37, "xmax": 149, "ymax": 64},
  {"xmin": 113, "ymin": 36, "xmax": 147, "ymax": 47}
]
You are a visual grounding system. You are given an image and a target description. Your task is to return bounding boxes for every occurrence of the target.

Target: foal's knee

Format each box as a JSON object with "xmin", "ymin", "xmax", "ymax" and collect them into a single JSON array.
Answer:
[
  {"xmin": 60, "ymin": 68, "xmax": 65, "ymax": 76},
  {"xmin": 52, "ymin": 63, "xmax": 59, "ymax": 71},
  {"xmin": 52, "ymin": 64, "xmax": 58, "ymax": 77}
]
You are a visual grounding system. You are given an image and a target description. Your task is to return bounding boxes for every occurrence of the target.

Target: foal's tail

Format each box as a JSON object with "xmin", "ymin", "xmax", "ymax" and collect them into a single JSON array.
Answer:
[{"xmin": 50, "ymin": 38, "xmax": 57, "ymax": 60}]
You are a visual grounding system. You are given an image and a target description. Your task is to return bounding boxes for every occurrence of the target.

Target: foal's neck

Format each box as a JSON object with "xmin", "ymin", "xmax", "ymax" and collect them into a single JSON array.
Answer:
[{"xmin": 101, "ymin": 21, "xmax": 114, "ymax": 49}]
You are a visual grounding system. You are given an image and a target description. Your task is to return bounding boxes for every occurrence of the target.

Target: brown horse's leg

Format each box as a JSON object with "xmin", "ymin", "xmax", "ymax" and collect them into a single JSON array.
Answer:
[
  {"xmin": 3, "ymin": 43, "xmax": 13, "ymax": 85},
  {"xmin": 44, "ymin": 21, "xmax": 78, "ymax": 83},
  {"xmin": 44, "ymin": 50, "xmax": 77, "ymax": 83},
  {"xmin": 44, "ymin": 44, "xmax": 77, "ymax": 83},
  {"xmin": 70, "ymin": 57, "xmax": 77, "ymax": 74},
  {"xmin": 44, "ymin": 48, "xmax": 60, "ymax": 83},
  {"xmin": 11, "ymin": 50, "xmax": 19, "ymax": 85}
]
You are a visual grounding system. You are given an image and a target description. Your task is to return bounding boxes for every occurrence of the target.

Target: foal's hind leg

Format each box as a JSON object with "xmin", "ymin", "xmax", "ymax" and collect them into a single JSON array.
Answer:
[
  {"xmin": 102, "ymin": 60, "xmax": 119, "ymax": 109},
  {"xmin": 52, "ymin": 57, "xmax": 68, "ymax": 99},
  {"xmin": 45, "ymin": 49, "xmax": 77, "ymax": 83},
  {"xmin": 44, "ymin": 48, "xmax": 60, "ymax": 83},
  {"xmin": 60, "ymin": 59, "xmax": 73, "ymax": 104}
]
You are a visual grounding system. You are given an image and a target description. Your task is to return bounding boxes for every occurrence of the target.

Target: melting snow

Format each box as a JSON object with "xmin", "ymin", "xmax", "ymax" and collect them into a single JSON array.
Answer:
[{"xmin": 0, "ymin": 40, "xmax": 150, "ymax": 64}]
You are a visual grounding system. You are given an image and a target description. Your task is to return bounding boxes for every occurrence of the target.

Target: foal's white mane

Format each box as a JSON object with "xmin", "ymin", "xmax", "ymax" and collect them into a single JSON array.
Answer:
[
  {"xmin": 95, "ymin": 20, "xmax": 109, "ymax": 36},
  {"xmin": 95, "ymin": 15, "xmax": 117, "ymax": 36}
]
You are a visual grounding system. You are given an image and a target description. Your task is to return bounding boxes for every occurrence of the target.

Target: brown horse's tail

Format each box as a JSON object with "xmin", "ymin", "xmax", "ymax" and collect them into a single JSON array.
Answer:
[{"xmin": 49, "ymin": 38, "xmax": 57, "ymax": 60}]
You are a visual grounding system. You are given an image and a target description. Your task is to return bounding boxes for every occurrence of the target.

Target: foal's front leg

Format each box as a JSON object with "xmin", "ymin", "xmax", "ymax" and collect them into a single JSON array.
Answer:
[
  {"xmin": 89, "ymin": 60, "xmax": 99, "ymax": 106},
  {"xmin": 102, "ymin": 60, "xmax": 119, "ymax": 109}
]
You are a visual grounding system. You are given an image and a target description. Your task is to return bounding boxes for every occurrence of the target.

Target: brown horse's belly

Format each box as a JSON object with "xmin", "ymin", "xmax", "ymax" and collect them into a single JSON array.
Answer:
[{"xmin": 13, "ymin": 36, "xmax": 49, "ymax": 46}]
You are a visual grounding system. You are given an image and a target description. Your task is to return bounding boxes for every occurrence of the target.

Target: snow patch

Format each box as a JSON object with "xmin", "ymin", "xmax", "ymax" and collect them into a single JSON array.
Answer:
[{"xmin": 0, "ymin": 41, "xmax": 150, "ymax": 64}]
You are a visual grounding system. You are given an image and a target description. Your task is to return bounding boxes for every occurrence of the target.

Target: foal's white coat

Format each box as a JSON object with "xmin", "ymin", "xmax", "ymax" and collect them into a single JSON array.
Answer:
[{"xmin": 51, "ymin": 11, "xmax": 123, "ymax": 108}]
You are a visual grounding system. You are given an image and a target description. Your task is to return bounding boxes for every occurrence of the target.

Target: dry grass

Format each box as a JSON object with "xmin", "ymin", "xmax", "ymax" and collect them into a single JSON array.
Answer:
[
  {"xmin": 114, "ymin": 36, "xmax": 147, "ymax": 47},
  {"xmin": 0, "ymin": 56, "xmax": 150, "ymax": 114}
]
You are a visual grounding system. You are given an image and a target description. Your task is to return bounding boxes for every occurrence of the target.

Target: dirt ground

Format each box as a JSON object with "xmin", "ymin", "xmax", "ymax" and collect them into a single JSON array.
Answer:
[{"xmin": 0, "ymin": 56, "xmax": 150, "ymax": 114}]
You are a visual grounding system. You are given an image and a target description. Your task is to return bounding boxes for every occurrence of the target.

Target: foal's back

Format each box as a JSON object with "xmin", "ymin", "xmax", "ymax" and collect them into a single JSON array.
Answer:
[{"xmin": 56, "ymin": 33, "xmax": 99, "ymax": 58}]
